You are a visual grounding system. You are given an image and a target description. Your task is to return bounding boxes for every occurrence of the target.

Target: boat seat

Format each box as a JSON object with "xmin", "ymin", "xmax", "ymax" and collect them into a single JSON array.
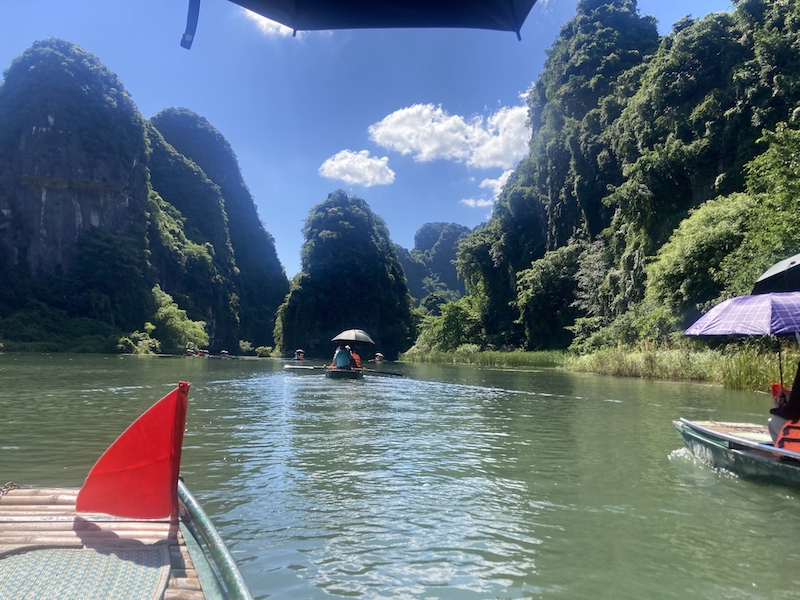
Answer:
[{"xmin": 776, "ymin": 420, "xmax": 800, "ymax": 452}]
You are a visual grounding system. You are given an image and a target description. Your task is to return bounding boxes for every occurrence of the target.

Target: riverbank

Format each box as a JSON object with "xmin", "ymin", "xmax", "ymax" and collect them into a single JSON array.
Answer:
[{"xmin": 400, "ymin": 344, "xmax": 800, "ymax": 393}]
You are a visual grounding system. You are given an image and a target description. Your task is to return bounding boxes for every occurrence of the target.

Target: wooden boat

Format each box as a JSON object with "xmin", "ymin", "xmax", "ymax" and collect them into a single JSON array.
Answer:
[
  {"xmin": 324, "ymin": 367, "xmax": 364, "ymax": 379},
  {"xmin": 0, "ymin": 382, "xmax": 252, "ymax": 600},
  {"xmin": 673, "ymin": 418, "xmax": 800, "ymax": 489}
]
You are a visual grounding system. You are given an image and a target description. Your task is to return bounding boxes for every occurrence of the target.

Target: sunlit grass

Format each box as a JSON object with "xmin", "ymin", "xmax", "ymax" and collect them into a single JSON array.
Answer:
[
  {"xmin": 401, "ymin": 344, "xmax": 567, "ymax": 368},
  {"xmin": 401, "ymin": 343, "xmax": 800, "ymax": 393},
  {"xmin": 719, "ymin": 347, "xmax": 800, "ymax": 391},
  {"xmin": 564, "ymin": 348, "xmax": 724, "ymax": 383}
]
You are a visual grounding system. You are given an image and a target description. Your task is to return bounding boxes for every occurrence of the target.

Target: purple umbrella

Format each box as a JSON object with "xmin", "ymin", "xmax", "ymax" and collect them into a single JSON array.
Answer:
[
  {"xmin": 684, "ymin": 292, "xmax": 800, "ymax": 336},
  {"xmin": 684, "ymin": 292, "xmax": 800, "ymax": 385}
]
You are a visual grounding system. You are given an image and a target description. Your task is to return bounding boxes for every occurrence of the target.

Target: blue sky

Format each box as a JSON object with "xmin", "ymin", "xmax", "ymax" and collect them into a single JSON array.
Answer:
[{"xmin": 0, "ymin": 0, "xmax": 731, "ymax": 277}]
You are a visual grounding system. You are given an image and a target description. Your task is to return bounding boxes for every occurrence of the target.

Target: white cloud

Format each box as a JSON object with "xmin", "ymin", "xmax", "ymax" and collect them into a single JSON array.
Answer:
[
  {"xmin": 368, "ymin": 104, "xmax": 481, "ymax": 162},
  {"xmin": 480, "ymin": 170, "xmax": 513, "ymax": 198},
  {"xmin": 369, "ymin": 103, "xmax": 530, "ymax": 170},
  {"xmin": 460, "ymin": 170, "xmax": 513, "ymax": 209},
  {"xmin": 318, "ymin": 150, "xmax": 395, "ymax": 187},
  {"xmin": 460, "ymin": 198, "xmax": 495, "ymax": 208},
  {"xmin": 469, "ymin": 107, "xmax": 530, "ymax": 169},
  {"xmin": 241, "ymin": 8, "xmax": 295, "ymax": 37}
]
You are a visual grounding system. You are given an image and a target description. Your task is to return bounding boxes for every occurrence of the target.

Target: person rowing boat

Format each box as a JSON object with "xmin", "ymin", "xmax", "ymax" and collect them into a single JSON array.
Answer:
[{"xmin": 770, "ymin": 361, "xmax": 800, "ymax": 443}]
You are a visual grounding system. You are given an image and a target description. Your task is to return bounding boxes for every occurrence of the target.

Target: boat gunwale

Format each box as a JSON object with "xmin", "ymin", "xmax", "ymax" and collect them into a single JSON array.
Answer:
[
  {"xmin": 324, "ymin": 366, "xmax": 364, "ymax": 379},
  {"xmin": 178, "ymin": 480, "xmax": 252, "ymax": 600},
  {"xmin": 675, "ymin": 418, "xmax": 800, "ymax": 461}
]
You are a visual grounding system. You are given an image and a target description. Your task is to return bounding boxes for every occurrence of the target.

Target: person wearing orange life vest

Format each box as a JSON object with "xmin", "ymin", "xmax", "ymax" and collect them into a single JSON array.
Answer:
[
  {"xmin": 770, "ymin": 360, "xmax": 800, "ymax": 443},
  {"xmin": 347, "ymin": 345, "xmax": 362, "ymax": 368}
]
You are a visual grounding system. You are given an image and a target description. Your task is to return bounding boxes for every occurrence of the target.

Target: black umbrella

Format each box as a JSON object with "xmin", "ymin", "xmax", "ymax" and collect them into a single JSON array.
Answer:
[
  {"xmin": 752, "ymin": 252, "xmax": 800, "ymax": 295},
  {"xmin": 181, "ymin": 0, "xmax": 539, "ymax": 48},
  {"xmin": 331, "ymin": 329, "xmax": 375, "ymax": 345}
]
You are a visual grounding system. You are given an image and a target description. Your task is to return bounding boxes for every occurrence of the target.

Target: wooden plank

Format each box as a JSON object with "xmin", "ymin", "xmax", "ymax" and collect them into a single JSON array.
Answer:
[
  {"xmin": 3, "ymin": 487, "xmax": 79, "ymax": 496},
  {"xmin": 170, "ymin": 577, "xmax": 204, "ymax": 590},
  {"xmin": 0, "ymin": 534, "xmax": 171, "ymax": 548},
  {"xmin": 0, "ymin": 506, "xmax": 78, "ymax": 516},
  {"xmin": 2, "ymin": 525, "xmax": 173, "ymax": 537},
  {"xmin": 0, "ymin": 531, "xmax": 173, "ymax": 543},
  {"xmin": 0, "ymin": 520, "xmax": 175, "ymax": 532},
  {"xmin": 163, "ymin": 590, "xmax": 206, "ymax": 600},
  {"xmin": 1, "ymin": 493, "xmax": 78, "ymax": 505}
]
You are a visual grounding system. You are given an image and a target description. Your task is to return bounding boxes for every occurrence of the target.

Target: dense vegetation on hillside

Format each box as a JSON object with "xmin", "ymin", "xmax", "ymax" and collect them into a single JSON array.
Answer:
[
  {"xmin": 415, "ymin": 0, "xmax": 800, "ymax": 354},
  {"xmin": 6, "ymin": 0, "xmax": 800, "ymax": 362},
  {"xmin": 396, "ymin": 222, "xmax": 470, "ymax": 305},
  {"xmin": 0, "ymin": 40, "xmax": 287, "ymax": 353},
  {"xmin": 150, "ymin": 108, "xmax": 289, "ymax": 346},
  {"xmin": 274, "ymin": 191, "xmax": 415, "ymax": 360}
]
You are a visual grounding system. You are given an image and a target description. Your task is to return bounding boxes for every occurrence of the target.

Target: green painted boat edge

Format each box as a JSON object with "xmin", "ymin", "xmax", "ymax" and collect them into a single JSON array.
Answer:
[
  {"xmin": 674, "ymin": 418, "xmax": 800, "ymax": 489},
  {"xmin": 178, "ymin": 480, "xmax": 253, "ymax": 600},
  {"xmin": 674, "ymin": 418, "xmax": 800, "ymax": 459},
  {"xmin": 180, "ymin": 520, "xmax": 228, "ymax": 600}
]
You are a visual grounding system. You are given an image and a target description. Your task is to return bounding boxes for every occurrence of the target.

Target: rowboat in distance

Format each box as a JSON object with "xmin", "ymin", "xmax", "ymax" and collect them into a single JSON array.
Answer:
[
  {"xmin": 674, "ymin": 418, "xmax": 800, "ymax": 490},
  {"xmin": 0, "ymin": 382, "xmax": 252, "ymax": 600},
  {"xmin": 324, "ymin": 366, "xmax": 364, "ymax": 379}
]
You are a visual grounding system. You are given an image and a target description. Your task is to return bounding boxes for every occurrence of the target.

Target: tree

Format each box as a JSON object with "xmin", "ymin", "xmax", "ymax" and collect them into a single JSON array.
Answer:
[
  {"xmin": 515, "ymin": 243, "xmax": 584, "ymax": 349},
  {"xmin": 413, "ymin": 296, "xmax": 482, "ymax": 352},
  {"xmin": 149, "ymin": 285, "xmax": 209, "ymax": 354},
  {"xmin": 645, "ymin": 192, "xmax": 755, "ymax": 317},
  {"xmin": 274, "ymin": 190, "xmax": 415, "ymax": 359}
]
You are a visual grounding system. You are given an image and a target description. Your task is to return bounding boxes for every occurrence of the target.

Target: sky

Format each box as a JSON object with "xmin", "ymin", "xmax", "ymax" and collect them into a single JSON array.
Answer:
[{"xmin": 0, "ymin": 0, "xmax": 732, "ymax": 278}]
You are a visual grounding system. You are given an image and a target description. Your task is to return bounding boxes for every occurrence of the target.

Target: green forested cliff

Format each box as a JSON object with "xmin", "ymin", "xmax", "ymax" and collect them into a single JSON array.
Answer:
[
  {"xmin": 150, "ymin": 108, "xmax": 289, "ymax": 347},
  {"xmin": 415, "ymin": 0, "xmax": 800, "ymax": 354},
  {"xmin": 0, "ymin": 39, "xmax": 287, "ymax": 353},
  {"xmin": 7, "ymin": 0, "xmax": 800, "ymax": 359},
  {"xmin": 274, "ymin": 190, "xmax": 415, "ymax": 360},
  {"xmin": 396, "ymin": 221, "xmax": 470, "ymax": 305}
]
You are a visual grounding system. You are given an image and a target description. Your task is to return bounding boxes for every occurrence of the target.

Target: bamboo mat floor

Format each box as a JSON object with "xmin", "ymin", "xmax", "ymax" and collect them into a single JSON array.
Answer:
[{"xmin": 0, "ymin": 487, "xmax": 208, "ymax": 599}]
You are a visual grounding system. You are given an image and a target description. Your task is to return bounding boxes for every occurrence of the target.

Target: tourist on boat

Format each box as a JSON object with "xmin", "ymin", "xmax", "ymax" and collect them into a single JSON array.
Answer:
[
  {"xmin": 294, "ymin": 348, "xmax": 305, "ymax": 360},
  {"xmin": 347, "ymin": 346, "xmax": 362, "ymax": 368},
  {"xmin": 332, "ymin": 344, "xmax": 352, "ymax": 368},
  {"xmin": 769, "ymin": 361, "xmax": 800, "ymax": 443}
]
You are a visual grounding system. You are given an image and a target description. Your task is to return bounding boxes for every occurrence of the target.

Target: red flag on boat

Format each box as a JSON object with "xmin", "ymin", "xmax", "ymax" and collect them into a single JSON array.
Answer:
[{"xmin": 76, "ymin": 381, "xmax": 189, "ymax": 519}]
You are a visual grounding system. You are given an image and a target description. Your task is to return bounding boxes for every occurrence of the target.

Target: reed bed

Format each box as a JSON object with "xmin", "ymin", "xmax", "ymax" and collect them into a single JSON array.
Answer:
[
  {"xmin": 719, "ymin": 347, "xmax": 800, "ymax": 391},
  {"xmin": 401, "ymin": 345, "xmax": 567, "ymax": 368},
  {"xmin": 560, "ymin": 347, "xmax": 800, "ymax": 391},
  {"xmin": 564, "ymin": 348, "xmax": 724, "ymax": 383},
  {"xmin": 401, "ymin": 344, "xmax": 800, "ymax": 393}
]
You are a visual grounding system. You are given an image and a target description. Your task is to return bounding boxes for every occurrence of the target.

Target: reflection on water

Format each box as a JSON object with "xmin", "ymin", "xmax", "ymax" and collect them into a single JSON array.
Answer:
[{"xmin": 2, "ymin": 354, "xmax": 800, "ymax": 598}]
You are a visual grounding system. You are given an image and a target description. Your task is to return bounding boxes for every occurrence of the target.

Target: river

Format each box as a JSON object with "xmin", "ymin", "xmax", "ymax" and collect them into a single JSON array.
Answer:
[{"xmin": 1, "ymin": 353, "xmax": 799, "ymax": 599}]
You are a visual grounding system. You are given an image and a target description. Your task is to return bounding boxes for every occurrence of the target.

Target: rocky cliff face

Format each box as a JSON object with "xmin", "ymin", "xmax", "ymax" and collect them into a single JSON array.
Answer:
[
  {"xmin": 0, "ymin": 39, "xmax": 149, "ymax": 280},
  {"xmin": 0, "ymin": 39, "xmax": 288, "ymax": 351},
  {"xmin": 151, "ymin": 108, "xmax": 290, "ymax": 345}
]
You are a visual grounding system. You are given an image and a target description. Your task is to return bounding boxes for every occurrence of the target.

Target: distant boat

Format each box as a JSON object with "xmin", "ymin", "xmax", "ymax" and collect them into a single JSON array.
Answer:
[
  {"xmin": 674, "ymin": 418, "xmax": 800, "ymax": 490},
  {"xmin": 0, "ymin": 382, "xmax": 252, "ymax": 599}
]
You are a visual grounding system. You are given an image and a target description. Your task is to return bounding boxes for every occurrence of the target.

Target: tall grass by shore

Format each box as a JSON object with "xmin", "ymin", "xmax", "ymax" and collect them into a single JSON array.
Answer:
[
  {"xmin": 400, "ymin": 344, "xmax": 800, "ymax": 392},
  {"xmin": 401, "ymin": 344, "xmax": 566, "ymax": 368}
]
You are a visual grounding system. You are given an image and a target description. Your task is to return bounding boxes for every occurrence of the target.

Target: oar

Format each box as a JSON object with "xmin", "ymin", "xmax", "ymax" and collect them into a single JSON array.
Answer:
[
  {"xmin": 283, "ymin": 364, "xmax": 326, "ymax": 370},
  {"xmin": 363, "ymin": 368, "xmax": 403, "ymax": 377}
]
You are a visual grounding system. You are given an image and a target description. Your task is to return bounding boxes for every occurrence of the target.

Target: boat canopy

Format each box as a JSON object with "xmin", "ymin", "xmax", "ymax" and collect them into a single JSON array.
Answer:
[{"xmin": 181, "ymin": 0, "xmax": 539, "ymax": 48}]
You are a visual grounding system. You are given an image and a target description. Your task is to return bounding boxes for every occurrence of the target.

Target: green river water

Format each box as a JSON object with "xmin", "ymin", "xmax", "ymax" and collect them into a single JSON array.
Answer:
[{"xmin": 2, "ymin": 353, "xmax": 800, "ymax": 599}]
